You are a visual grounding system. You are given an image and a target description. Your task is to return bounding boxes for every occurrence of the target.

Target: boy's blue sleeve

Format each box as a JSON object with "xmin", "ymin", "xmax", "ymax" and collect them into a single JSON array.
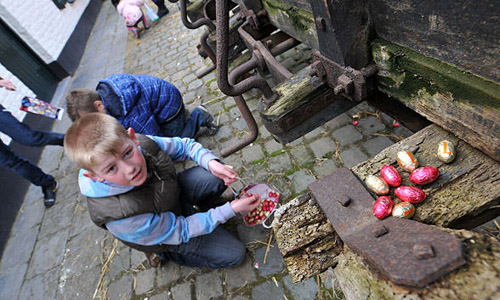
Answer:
[
  {"xmin": 145, "ymin": 135, "xmax": 218, "ymax": 169},
  {"xmin": 105, "ymin": 202, "xmax": 236, "ymax": 245}
]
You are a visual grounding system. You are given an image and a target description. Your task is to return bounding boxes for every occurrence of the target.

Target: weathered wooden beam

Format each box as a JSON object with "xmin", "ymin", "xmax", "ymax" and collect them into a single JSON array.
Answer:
[
  {"xmin": 373, "ymin": 40, "xmax": 500, "ymax": 162},
  {"xmin": 335, "ymin": 229, "xmax": 500, "ymax": 300},
  {"xmin": 273, "ymin": 194, "xmax": 342, "ymax": 282},
  {"xmin": 259, "ymin": 66, "xmax": 358, "ymax": 143},
  {"xmin": 260, "ymin": 0, "xmax": 318, "ymax": 50},
  {"xmin": 273, "ymin": 124, "xmax": 500, "ymax": 282},
  {"xmin": 370, "ymin": 0, "xmax": 500, "ymax": 83},
  {"xmin": 352, "ymin": 124, "xmax": 500, "ymax": 229}
]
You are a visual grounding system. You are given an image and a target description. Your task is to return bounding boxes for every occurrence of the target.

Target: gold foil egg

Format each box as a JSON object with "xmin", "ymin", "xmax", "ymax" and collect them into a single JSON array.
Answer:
[
  {"xmin": 392, "ymin": 202, "xmax": 415, "ymax": 219},
  {"xmin": 437, "ymin": 140, "xmax": 456, "ymax": 163},
  {"xmin": 396, "ymin": 151, "xmax": 419, "ymax": 172},
  {"xmin": 365, "ymin": 175, "xmax": 389, "ymax": 195}
]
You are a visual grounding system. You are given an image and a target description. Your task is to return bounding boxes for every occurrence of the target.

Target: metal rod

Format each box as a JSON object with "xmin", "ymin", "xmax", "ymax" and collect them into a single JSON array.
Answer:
[
  {"xmin": 220, "ymin": 56, "xmax": 260, "ymax": 157},
  {"xmin": 180, "ymin": 0, "xmax": 215, "ymax": 31},
  {"xmin": 270, "ymin": 37, "xmax": 300, "ymax": 57},
  {"xmin": 196, "ymin": 64, "xmax": 216, "ymax": 78},
  {"xmin": 215, "ymin": 0, "xmax": 277, "ymax": 103},
  {"xmin": 200, "ymin": 30, "xmax": 216, "ymax": 64}
]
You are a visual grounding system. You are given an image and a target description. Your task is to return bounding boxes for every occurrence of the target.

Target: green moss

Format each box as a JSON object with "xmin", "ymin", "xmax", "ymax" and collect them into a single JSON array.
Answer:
[
  {"xmin": 250, "ymin": 158, "xmax": 266, "ymax": 165},
  {"xmin": 262, "ymin": 0, "xmax": 315, "ymax": 33},
  {"xmin": 372, "ymin": 39, "xmax": 500, "ymax": 112},
  {"xmin": 269, "ymin": 149, "xmax": 287, "ymax": 157}
]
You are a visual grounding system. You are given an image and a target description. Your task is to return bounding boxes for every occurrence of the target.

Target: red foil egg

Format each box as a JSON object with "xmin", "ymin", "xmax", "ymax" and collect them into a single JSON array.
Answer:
[
  {"xmin": 380, "ymin": 165, "xmax": 402, "ymax": 187},
  {"xmin": 365, "ymin": 175, "xmax": 390, "ymax": 195},
  {"xmin": 410, "ymin": 166, "xmax": 440, "ymax": 185},
  {"xmin": 395, "ymin": 186, "xmax": 427, "ymax": 203},
  {"xmin": 373, "ymin": 196, "xmax": 393, "ymax": 220},
  {"xmin": 392, "ymin": 202, "xmax": 415, "ymax": 219}
]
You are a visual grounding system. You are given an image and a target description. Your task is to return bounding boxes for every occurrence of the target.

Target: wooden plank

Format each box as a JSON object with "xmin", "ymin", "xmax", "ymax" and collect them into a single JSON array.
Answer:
[
  {"xmin": 371, "ymin": 0, "xmax": 500, "ymax": 82},
  {"xmin": 373, "ymin": 40, "xmax": 500, "ymax": 162},
  {"xmin": 273, "ymin": 194, "xmax": 342, "ymax": 282},
  {"xmin": 352, "ymin": 124, "xmax": 500, "ymax": 229},
  {"xmin": 335, "ymin": 229, "xmax": 500, "ymax": 300},
  {"xmin": 260, "ymin": 0, "xmax": 319, "ymax": 50},
  {"xmin": 273, "ymin": 124, "xmax": 500, "ymax": 282}
]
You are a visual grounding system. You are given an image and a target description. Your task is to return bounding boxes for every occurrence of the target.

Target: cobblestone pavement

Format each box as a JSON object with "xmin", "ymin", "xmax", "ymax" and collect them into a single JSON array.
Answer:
[{"xmin": 0, "ymin": 1, "xmax": 416, "ymax": 299}]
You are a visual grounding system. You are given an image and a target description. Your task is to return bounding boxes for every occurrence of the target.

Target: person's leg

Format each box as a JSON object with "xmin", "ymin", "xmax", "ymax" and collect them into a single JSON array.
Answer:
[
  {"xmin": 176, "ymin": 166, "xmax": 227, "ymax": 212},
  {"xmin": 0, "ymin": 141, "xmax": 54, "ymax": 187},
  {"xmin": 142, "ymin": 12, "xmax": 150, "ymax": 29},
  {"xmin": 181, "ymin": 105, "xmax": 218, "ymax": 137},
  {"xmin": 151, "ymin": 0, "xmax": 169, "ymax": 17},
  {"xmin": 163, "ymin": 227, "xmax": 246, "ymax": 268},
  {"xmin": 0, "ymin": 107, "xmax": 64, "ymax": 147},
  {"xmin": 159, "ymin": 106, "xmax": 187, "ymax": 137},
  {"xmin": 127, "ymin": 25, "xmax": 140, "ymax": 39}
]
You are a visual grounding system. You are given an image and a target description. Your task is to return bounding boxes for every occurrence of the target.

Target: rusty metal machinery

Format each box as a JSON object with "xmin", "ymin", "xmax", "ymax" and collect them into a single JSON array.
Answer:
[
  {"xmin": 172, "ymin": 0, "xmax": 500, "ymax": 288},
  {"xmin": 309, "ymin": 168, "xmax": 466, "ymax": 287}
]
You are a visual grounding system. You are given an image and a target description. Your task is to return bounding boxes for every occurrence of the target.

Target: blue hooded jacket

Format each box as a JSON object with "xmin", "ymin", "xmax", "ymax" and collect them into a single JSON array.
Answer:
[{"xmin": 96, "ymin": 74, "xmax": 183, "ymax": 135}]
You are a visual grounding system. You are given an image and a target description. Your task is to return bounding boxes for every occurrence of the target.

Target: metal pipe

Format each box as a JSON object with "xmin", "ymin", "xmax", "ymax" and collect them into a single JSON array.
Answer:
[
  {"xmin": 216, "ymin": 0, "xmax": 276, "ymax": 103},
  {"xmin": 270, "ymin": 37, "xmax": 300, "ymax": 56},
  {"xmin": 180, "ymin": 0, "xmax": 215, "ymax": 31},
  {"xmin": 220, "ymin": 56, "xmax": 261, "ymax": 157},
  {"xmin": 196, "ymin": 64, "xmax": 216, "ymax": 78},
  {"xmin": 200, "ymin": 30, "xmax": 216, "ymax": 64}
]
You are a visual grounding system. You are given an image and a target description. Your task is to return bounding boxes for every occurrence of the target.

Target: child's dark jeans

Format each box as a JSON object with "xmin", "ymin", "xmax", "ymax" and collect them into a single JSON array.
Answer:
[{"xmin": 162, "ymin": 166, "xmax": 246, "ymax": 268}]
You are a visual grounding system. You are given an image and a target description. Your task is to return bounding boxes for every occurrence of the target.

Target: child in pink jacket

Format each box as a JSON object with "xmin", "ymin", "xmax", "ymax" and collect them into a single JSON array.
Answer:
[{"xmin": 116, "ymin": 0, "xmax": 149, "ymax": 39}]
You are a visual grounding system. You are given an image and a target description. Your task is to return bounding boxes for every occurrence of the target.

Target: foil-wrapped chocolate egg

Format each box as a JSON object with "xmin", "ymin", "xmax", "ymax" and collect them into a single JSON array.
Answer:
[
  {"xmin": 410, "ymin": 166, "xmax": 440, "ymax": 185},
  {"xmin": 373, "ymin": 196, "xmax": 393, "ymax": 220},
  {"xmin": 380, "ymin": 165, "xmax": 402, "ymax": 187},
  {"xmin": 437, "ymin": 140, "xmax": 456, "ymax": 163},
  {"xmin": 365, "ymin": 175, "xmax": 389, "ymax": 195},
  {"xmin": 392, "ymin": 202, "xmax": 415, "ymax": 219},
  {"xmin": 396, "ymin": 151, "xmax": 419, "ymax": 172},
  {"xmin": 395, "ymin": 186, "xmax": 427, "ymax": 203}
]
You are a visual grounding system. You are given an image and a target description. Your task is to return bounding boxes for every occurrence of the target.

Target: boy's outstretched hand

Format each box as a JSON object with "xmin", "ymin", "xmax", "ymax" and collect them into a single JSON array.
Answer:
[
  {"xmin": 208, "ymin": 160, "xmax": 238, "ymax": 185},
  {"xmin": 230, "ymin": 193, "xmax": 261, "ymax": 214}
]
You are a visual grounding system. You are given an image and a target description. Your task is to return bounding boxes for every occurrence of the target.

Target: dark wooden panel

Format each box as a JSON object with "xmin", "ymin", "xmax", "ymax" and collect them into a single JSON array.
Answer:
[
  {"xmin": 373, "ymin": 40, "xmax": 500, "ymax": 162},
  {"xmin": 370, "ymin": 0, "xmax": 500, "ymax": 82}
]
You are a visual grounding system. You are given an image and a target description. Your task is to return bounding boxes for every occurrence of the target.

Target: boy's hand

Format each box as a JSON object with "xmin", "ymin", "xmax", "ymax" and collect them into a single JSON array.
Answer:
[
  {"xmin": 230, "ymin": 193, "xmax": 261, "ymax": 214},
  {"xmin": 208, "ymin": 160, "xmax": 238, "ymax": 185},
  {"xmin": 0, "ymin": 79, "xmax": 16, "ymax": 91}
]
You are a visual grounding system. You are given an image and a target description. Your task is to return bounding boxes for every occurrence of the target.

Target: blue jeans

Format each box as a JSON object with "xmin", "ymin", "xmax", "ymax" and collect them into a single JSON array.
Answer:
[
  {"xmin": 159, "ymin": 106, "xmax": 207, "ymax": 138},
  {"xmin": 163, "ymin": 166, "xmax": 246, "ymax": 268},
  {"xmin": 0, "ymin": 105, "xmax": 64, "ymax": 187}
]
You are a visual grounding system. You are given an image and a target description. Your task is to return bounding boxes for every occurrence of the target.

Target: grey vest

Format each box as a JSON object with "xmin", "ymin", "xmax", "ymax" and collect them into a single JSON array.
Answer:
[{"xmin": 87, "ymin": 134, "xmax": 180, "ymax": 253}]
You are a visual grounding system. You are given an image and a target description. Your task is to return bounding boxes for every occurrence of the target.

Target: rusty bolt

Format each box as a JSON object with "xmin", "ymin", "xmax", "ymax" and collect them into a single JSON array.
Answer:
[
  {"xmin": 413, "ymin": 243, "xmax": 435, "ymax": 260},
  {"xmin": 309, "ymin": 61, "xmax": 326, "ymax": 78},
  {"xmin": 337, "ymin": 194, "xmax": 351, "ymax": 207},
  {"xmin": 316, "ymin": 17, "xmax": 327, "ymax": 31},
  {"xmin": 334, "ymin": 84, "xmax": 345, "ymax": 95},
  {"xmin": 266, "ymin": 40, "xmax": 273, "ymax": 49},
  {"xmin": 373, "ymin": 225, "xmax": 389, "ymax": 238},
  {"xmin": 334, "ymin": 74, "xmax": 353, "ymax": 95}
]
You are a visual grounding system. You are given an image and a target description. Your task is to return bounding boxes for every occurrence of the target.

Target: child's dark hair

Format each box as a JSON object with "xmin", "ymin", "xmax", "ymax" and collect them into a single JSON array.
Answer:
[
  {"xmin": 111, "ymin": 0, "xmax": 119, "ymax": 7},
  {"xmin": 65, "ymin": 89, "xmax": 101, "ymax": 122}
]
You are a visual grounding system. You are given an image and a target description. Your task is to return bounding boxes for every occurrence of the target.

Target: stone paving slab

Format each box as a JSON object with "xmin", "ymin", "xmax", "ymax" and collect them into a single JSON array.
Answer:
[{"xmin": 0, "ymin": 1, "xmax": 427, "ymax": 299}]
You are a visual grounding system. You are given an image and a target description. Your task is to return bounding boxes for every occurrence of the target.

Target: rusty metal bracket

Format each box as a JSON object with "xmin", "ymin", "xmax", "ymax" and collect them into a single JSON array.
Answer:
[
  {"xmin": 311, "ymin": 51, "xmax": 377, "ymax": 102},
  {"xmin": 309, "ymin": 168, "xmax": 466, "ymax": 288}
]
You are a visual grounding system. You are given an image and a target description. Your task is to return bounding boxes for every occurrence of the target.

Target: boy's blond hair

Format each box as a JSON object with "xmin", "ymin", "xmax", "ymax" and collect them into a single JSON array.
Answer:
[
  {"xmin": 64, "ymin": 113, "xmax": 131, "ymax": 171},
  {"xmin": 66, "ymin": 89, "xmax": 101, "ymax": 122}
]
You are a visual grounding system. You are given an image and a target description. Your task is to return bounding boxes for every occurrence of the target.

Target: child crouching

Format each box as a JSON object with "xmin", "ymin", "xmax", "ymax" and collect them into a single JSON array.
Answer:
[
  {"xmin": 115, "ymin": 0, "xmax": 150, "ymax": 39},
  {"xmin": 64, "ymin": 113, "xmax": 261, "ymax": 268}
]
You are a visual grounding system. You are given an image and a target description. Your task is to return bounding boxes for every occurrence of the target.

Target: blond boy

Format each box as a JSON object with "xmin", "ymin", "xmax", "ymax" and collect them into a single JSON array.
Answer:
[{"xmin": 65, "ymin": 113, "xmax": 260, "ymax": 268}]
